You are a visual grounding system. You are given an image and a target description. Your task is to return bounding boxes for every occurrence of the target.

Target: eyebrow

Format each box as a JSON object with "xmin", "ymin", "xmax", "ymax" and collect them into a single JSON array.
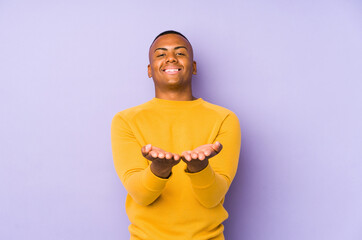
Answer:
[{"xmin": 154, "ymin": 46, "xmax": 188, "ymax": 52}]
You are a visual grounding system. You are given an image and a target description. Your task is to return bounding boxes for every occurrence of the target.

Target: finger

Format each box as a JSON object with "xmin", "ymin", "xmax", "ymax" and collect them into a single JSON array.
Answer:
[
  {"xmin": 212, "ymin": 141, "xmax": 223, "ymax": 153},
  {"xmin": 173, "ymin": 154, "xmax": 180, "ymax": 161},
  {"xmin": 180, "ymin": 152, "xmax": 185, "ymax": 160},
  {"xmin": 198, "ymin": 152, "xmax": 205, "ymax": 160},
  {"xmin": 158, "ymin": 152, "xmax": 165, "ymax": 159},
  {"xmin": 142, "ymin": 144, "xmax": 151, "ymax": 155},
  {"xmin": 150, "ymin": 150, "xmax": 158, "ymax": 158},
  {"xmin": 165, "ymin": 152, "xmax": 172, "ymax": 159},
  {"xmin": 204, "ymin": 150, "xmax": 212, "ymax": 156},
  {"xmin": 181, "ymin": 151, "xmax": 189, "ymax": 157},
  {"xmin": 141, "ymin": 146, "xmax": 146, "ymax": 155},
  {"xmin": 191, "ymin": 152, "xmax": 198, "ymax": 159},
  {"xmin": 183, "ymin": 152, "xmax": 192, "ymax": 161}
]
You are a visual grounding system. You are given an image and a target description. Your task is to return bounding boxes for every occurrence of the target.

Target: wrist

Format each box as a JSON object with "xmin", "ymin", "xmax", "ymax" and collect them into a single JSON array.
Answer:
[
  {"xmin": 150, "ymin": 163, "xmax": 172, "ymax": 179},
  {"xmin": 186, "ymin": 160, "xmax": 209, "ymax": 173}
]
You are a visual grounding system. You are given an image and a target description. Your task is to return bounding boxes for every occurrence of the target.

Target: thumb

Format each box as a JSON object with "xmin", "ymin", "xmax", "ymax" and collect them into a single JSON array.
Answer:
[
  {"xmin": 142, "ymin": 144, "xmax": 152, "ymax": 155},
  {"xmin": 212, "ymin": 141, "xmax": 223, "ymax": 153}
]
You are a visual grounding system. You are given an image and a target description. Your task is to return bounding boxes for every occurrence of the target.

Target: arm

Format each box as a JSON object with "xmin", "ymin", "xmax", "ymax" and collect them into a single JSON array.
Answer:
[
  {"xmin": 182, "ymin": 112, "xmax": 241, "ymax": 208},
  {"xmin": 111, "ymin": 113, "xmax": 179, "ymax": 206}
]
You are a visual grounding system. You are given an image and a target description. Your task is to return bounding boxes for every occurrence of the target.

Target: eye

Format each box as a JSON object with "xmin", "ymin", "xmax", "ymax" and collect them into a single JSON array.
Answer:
[
  {"xmin": 157, "ymin": 54, "xmax": 165, "ymax": 57},
  {"xmin": 176, "ymin": 53, "xmax": 185, "ymax": 56}
]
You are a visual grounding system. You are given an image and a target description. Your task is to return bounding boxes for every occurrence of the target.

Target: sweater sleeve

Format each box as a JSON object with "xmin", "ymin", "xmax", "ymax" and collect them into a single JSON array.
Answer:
[
  {"xmin": 185, "ymin": 112, "xmax": 241, "ymax": 208},
  {"xmin": 111, "ymin": 113, "xmax": 170, "ymax": 206}
]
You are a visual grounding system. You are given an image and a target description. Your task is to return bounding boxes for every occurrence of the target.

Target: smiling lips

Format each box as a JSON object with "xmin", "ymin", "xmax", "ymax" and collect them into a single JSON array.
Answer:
[{"xmin": 163, "ymin": 68, "xmax": 181, "ymax": 74}]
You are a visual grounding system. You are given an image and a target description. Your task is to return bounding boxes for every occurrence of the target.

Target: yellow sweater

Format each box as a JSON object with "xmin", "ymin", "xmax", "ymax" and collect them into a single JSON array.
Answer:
[{"xmin": 111, "ymin": 97, "xmax": 241, "ymax": 240}]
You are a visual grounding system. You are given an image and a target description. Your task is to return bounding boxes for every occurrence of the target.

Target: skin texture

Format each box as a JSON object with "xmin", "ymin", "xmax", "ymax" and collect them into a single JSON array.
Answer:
[{"xmin": 142, "ymin": 33, "xmax": 223, "ymax": 178}]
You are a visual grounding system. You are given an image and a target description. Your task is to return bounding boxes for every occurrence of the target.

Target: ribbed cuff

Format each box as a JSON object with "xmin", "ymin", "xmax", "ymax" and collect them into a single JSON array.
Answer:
[
  {"xmin": 141, "ymin": 165, "xmax": 171, "ymax": 192},
  {"xmin": 185, "ymin": 164, "xmax": 215, "ymax": 189}
]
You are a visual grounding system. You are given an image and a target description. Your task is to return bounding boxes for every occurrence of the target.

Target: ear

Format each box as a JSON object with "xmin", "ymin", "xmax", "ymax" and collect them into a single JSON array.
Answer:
[
  {"xmin": 192, "ymin": 61, "xmax": 197, "ymax": 75},
  {"xmin": 147, "ymin": 64, "xmax": 152, "ymax": 78}
]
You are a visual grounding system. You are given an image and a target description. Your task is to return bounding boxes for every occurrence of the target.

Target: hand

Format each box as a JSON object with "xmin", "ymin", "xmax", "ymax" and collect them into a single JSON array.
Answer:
[
  {"xmin": 141, "ymin": 144, "xmax": 181, "ymax": 178},
  {"xmin": 181, "ymin": 141, "xmax": 223, "ymax": 173}
]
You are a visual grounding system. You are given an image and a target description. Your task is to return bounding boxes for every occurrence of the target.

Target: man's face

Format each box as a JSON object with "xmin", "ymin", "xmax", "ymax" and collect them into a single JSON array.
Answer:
[{"xmin": 148, "ymin": 34, "xmax": 197, "ymax": 89}]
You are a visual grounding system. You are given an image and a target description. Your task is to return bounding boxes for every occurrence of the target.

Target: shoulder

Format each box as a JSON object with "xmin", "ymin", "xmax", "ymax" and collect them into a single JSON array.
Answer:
[
  {"xmin": 201, "ymin": 99, "xmax": 239, "ymax": 121},
  {"xmin": 112, "ymin": 101, "xmax": 153, "ymax": 123},
  {"xmin": 200, "ymin": 101, "xmax": 241, "ymax": 136}
]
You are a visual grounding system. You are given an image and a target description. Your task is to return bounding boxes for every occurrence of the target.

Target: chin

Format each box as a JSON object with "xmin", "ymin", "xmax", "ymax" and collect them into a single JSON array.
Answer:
[
  {"xmin": 154, "ymin": 78, "xmax": 189, "ymax": 89},
  {"xmin": 164, "ymin": 80, "xmax": 185, "ymax": 89}
]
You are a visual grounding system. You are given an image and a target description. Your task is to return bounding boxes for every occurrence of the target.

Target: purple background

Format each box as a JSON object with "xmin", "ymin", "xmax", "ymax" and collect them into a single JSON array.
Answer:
[{"xmin": 1, "ymin": 0, "xmax": 361, "ymax": 239}]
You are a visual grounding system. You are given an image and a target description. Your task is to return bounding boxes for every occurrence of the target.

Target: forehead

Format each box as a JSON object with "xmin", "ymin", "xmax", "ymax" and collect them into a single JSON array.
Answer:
[{"xmin": 150, "ymin": 34, "xmax": 192, "ymax": 52}]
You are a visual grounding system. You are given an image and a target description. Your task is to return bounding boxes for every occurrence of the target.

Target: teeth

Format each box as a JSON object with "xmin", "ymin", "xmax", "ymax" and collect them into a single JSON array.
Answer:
[{"xmin": 165, "ymin": 69, "xmax": 179, "ymax": 72}]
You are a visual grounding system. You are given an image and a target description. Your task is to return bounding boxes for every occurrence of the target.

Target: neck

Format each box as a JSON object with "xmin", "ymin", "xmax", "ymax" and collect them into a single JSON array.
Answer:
[{"xmin": 154, "ymin": 86, "xmax": 196, "ymax": 101}]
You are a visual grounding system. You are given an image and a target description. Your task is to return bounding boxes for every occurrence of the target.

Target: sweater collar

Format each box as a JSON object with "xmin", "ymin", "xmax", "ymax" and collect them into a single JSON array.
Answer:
[{"xmin": 149, "ymin": 97, "xmax": 204, "ymax": 108}]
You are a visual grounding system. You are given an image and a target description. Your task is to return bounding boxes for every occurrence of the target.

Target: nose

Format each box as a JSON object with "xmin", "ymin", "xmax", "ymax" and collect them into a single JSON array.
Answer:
[{"xmin": 166, "ymin": 52, "xmax": 177, "ymax": 63}]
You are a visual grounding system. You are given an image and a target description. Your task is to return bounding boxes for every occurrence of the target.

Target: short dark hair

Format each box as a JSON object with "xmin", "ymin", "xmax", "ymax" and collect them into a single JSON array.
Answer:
[{"xmin": 151, "ymin": 30, "xmax": 190, "ymax": 46}]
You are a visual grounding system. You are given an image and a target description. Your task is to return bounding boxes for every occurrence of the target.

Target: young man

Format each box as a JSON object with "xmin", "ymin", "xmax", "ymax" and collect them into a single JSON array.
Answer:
[{"xmin": 111, "ymin": 30, "xmax": 241, "ymax": 240}]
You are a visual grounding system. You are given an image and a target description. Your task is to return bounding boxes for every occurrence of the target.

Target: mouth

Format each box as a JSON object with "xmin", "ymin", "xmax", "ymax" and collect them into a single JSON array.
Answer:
[{"xmin": 163, "ymin": 68, "xmax": 182, "ymax": 74}]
